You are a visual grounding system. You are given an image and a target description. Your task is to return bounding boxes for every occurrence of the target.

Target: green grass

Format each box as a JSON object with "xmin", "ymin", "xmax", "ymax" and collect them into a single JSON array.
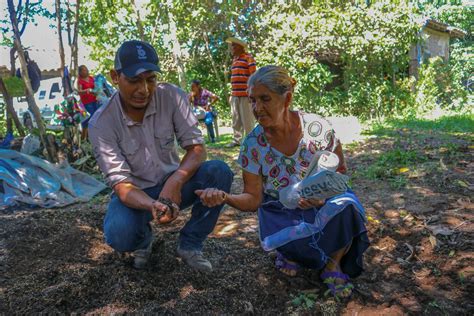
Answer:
[
  {"xmin": 356, "ymin": 148, "xmax": 428, "ymax": 188},
  {"xmin": 203, "ymin": 133, "xmax": 234, "ymax": 148},
  {"xmin": 367, "ymin": 113, "xmax": 474, "ymax": 136},
  {"xmin": 356, "ymin": 113, "xmax": 473, "ymax": 188}
]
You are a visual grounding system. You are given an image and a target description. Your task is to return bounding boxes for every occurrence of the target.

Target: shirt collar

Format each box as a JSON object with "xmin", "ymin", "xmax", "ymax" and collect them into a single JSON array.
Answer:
[
  {"xmin": 233, "ymin": 53, "xmax": 247, "ymax": 61},
  {"xmin": 117, "ymin": 93, "xmax": 156, "ymax": 126}
]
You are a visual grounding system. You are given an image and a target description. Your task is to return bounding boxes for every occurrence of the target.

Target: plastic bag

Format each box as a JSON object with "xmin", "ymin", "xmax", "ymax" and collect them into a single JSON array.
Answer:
[
  {"xmin": 279, "ymin": 151, "xmax": 349, "ymax": 208},
  {"xmin": 20, "ymin": 134, "xmax": 41, "ymax": 155}
]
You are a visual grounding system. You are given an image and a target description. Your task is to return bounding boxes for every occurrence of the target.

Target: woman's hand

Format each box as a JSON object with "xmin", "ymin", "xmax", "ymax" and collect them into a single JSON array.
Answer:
[
  {"xmin": 195, "ymin": 188, "xmax": 227, "ymax": 207},
  {"xmin": 298, "ymin": 198, "xmax": 325, "ymax": 209}
]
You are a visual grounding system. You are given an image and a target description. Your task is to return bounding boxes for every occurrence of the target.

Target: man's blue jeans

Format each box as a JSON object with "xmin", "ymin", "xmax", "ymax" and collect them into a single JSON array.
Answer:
[{"xmin": 103, "ymin": 160, "xmax": 233, "ymax": 252}]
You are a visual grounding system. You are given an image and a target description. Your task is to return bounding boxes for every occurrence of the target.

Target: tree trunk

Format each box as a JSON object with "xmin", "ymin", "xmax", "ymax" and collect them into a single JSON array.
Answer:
[
  {"xmin": 8, "ymin": 0, "xmax": 57, "ymax": 162},
  {"xmin": 6, "ymin": 113, "xmax": 13, "ymax": 134},
  {"xmin": 202, "ymin": 32, "xmax": 229, "ymax": 103},
  {"xmin": 0, "ymin": 78, "xmax": 25, "ymax": 137},
  {"xmin": 150, "ymin": 12, "xmax": 160, "ymax": 44},
  {"xmin": 56, "ymin": 0, "xmax": 66, "ymax": 96},
  {"xmin": 70, "ymin": 0, "xmax": 80, "ymax": 79},
  {"xmin": 131, "ymin": 0, "xmax": 145, "ymax": 41},
  {"xmin": 167, "ymin": 1, "xmax": 187, "ymax": 90}
]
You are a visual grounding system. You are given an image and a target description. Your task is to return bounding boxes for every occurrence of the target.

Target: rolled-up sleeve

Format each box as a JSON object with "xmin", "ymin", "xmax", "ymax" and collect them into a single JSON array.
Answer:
[
  {"xmin": 89, "ymin": 124, "xmax": 132, "ymax": 188},
  {"xmin": 173, "ymin": 89, "xmax": 204, "ymax": 149}
]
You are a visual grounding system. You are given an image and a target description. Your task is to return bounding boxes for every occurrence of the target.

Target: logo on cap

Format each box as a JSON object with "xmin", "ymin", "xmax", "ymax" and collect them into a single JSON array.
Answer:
[{"xmin": 136, "ymin": 45, "xmax": 147, "ymax": 60}]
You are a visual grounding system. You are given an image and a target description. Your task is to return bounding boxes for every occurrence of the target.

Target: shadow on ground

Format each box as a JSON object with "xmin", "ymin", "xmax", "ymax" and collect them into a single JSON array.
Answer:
[{"xmin": 1, "ymin": 122, "xmax": 472, "ymax": 314}]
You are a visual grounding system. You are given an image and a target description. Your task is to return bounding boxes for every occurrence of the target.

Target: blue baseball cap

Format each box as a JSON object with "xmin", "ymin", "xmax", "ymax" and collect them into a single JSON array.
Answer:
[{"xmin": 114, "ymin": 40, "xmax": 161, "ymax": 77}]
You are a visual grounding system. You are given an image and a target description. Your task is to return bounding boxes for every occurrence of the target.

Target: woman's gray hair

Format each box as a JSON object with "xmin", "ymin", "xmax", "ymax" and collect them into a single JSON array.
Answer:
[{"xmin": 247, "ymin": 65, "xmax": 297, "ymax": 96}]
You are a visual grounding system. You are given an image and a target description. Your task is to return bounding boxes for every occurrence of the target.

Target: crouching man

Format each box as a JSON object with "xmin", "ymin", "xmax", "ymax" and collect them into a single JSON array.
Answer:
[{"xmin": 89, "ymin": 40, "xmax": 233, "ymax": 272}]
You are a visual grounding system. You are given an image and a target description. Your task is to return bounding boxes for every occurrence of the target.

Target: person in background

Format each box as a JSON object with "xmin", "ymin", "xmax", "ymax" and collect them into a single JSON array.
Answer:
[
  {"xmin": 189, "ymin": 79, "xmax": 219, "ymax": 143},
  {"xmin": 225, "ymin": 37, "xmax": 257, "ymax": 148},
  {"xmin": 77, "ymin": 65, "xmax": 99, "ymax": 140},
  {"xmin": 195, "ymin": 66, "xmax": 369, "ymax": 299}
]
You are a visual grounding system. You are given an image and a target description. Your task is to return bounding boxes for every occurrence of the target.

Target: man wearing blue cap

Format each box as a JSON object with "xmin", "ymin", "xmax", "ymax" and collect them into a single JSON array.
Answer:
[{"xmin": 89, "ymin": 40, "xmax": 233, "ymax": 272}]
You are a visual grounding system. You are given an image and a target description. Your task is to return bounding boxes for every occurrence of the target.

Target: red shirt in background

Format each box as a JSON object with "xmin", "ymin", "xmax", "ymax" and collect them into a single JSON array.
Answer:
[{"xmin": 78, "ymin": 76, "xmax": 97, "ymax": 105}]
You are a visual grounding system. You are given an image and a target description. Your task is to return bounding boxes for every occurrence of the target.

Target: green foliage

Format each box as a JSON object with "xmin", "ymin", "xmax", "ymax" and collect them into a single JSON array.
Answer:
[
  {"xmin": 290, "ymin": 292, "xmax": 318, "ymax": 310},
  {"xmin": 415, "ymin": 57, "xmax": 468, "ymax": 113},
  {"xmin": 365, "ymin": 149, "xmax": 426, "ymax": 174},
  {"xmin": 2, "ymin": 76, "xmax": 25, "ymax": 97},
  {"xmin": 357, "ymin": 147, "xmax": 427, "ymax": 188},
  {"xmin": 256, "ymin": 1, "xmax": 420, "ymax": 119},
  {"xmin": 77, "ymin": 0, "xmax": 471, "ymax": 122},
  {"xmin": 369, "ymin": 113, "xmax": 474, "ymax": 134},
  {"xmin": 360, "ymin": 113, "xmax": 472, "ymax": 188},
  {"xmin": 0, "ymin": 99, "xmax": 6, "ymax": 136}
]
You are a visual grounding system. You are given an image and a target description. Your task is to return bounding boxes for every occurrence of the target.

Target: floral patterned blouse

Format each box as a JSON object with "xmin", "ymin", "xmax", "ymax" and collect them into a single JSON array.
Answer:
[
  {"xmin": 237, "ymin": 111, "xmax": 339, "ymax": 199},
  {"xmin": 190, "ymin": 88, "xmax": 215, "ymax": 107}
]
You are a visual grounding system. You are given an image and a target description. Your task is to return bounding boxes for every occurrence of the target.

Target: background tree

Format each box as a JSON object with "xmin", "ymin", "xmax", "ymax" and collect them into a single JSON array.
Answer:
[
  {"xmin": 7, "ymin": 0, "xmax": 57, "ymax": 161},
  {"xmin": 55, "ymin": 0, "xmax": 66, "ymax": 96},
  {"xmin": 0, "ymin": 46, "xmax": 25, "ymax": 137},
  {"xmin": 78, "ymin": 0, "xmax": 471, "ymax": 122},
  {"xmin": 65, "ymin": 0, "xmax": 81, "ymax": 78}
]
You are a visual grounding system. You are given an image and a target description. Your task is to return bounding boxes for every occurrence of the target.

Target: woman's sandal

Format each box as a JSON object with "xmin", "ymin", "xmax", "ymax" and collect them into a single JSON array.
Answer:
[
  {"xmin": 320, "ymin": 271, "xmax": 354, "ymax": 299},
  {"xmin": 275, "ymin": 252, "xmax": 301, "ymax": 276}
]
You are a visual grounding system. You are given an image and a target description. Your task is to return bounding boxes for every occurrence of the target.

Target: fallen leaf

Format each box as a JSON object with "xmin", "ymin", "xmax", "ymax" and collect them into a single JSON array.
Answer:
[
  {"xmin": 439, "ymin": 158, "xmax": 448, "ymax": 171},
  {"xmin": 429, "ymin": 235, "xmax": 437, "ymax": 248},
  {"xmin": 456, "ymin": 180, "xmax": 470, "ymax": 188},
  {"xmin": 427, "ymin": 225, "xmax": 454, "ymax": 236},
  {"xmin": 398, "ymin": 167, "xmax": 410, "ymax": 173},
  {"xmin": 405, "ymin": 243, "xmax": 415, "ymax": 261},
  {"xmin": 449, "ymin": 250, "xmax": 455, "ymax": 257},
  {"xmin": 72, "ymin": 155, "xmax": 91, "ymax": 166},
  {"xmin": 367, "ymin": 216, "xmax": 380, "ymax": 224},
  {"xmin": 455, "ymin": 198, "xmax": 474, "ymax": 210}
]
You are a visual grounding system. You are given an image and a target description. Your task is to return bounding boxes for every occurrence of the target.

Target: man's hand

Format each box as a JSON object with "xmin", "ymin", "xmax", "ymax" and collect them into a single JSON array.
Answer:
[
  {"xmin": 159, "ymin": 177, "xmax": 183, "ymax": 206},
  {"xmin": 153, "ymin": 198, "xmax": 180, "ymax": 224},
  {"xmin": 156, "ymin": 177, "xmax": 183, "ymax": 224},
  {"xmin": 298, "ymin": 198, "xmax": 325, "ymax": 209},
  {"xmin": 151, "ymin": 200, "xmax": 169, "ymax": 221}
]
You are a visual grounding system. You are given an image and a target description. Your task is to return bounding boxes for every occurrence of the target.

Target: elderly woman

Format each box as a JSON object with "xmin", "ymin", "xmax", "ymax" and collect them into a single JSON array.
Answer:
[{"xmin": 196, "ymin": 66, "xmax": 369, "ymax": 298}]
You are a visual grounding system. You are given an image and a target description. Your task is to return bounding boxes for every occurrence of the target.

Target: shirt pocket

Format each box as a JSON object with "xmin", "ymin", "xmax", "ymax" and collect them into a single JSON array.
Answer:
[
  {"xmin": 155, "ymin": 132, "xmax": 174, "ymax": 151},
  {"xmin": 116, "ymin": 139, "xmax": 143, "ymax": 176},
  {"xmin": 153, "ymin": 129, "xmax": 177, "ymax": 167},
  {"xmin": 119, "ymin": 139, "xmax": 140, "ymax": 159},
  {"xmin": 154, "ymin": 129, "xmax": 175, "ymax": 151},
  {"xmin": 120, "ymin": 139, "xmax": 139, "ymax": 156}
]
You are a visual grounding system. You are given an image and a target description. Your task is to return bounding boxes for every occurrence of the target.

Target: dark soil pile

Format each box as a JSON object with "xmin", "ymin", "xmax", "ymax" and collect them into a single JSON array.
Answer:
[{"xmin": 1, "ymin": 128, "xmax": 472, "ymax": 315}]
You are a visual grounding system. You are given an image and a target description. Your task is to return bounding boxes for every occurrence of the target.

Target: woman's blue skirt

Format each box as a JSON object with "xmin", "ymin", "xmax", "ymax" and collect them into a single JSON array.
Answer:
[{"xmin": 259, "ymin": 194, "xmax": 369, "ymax": 278}]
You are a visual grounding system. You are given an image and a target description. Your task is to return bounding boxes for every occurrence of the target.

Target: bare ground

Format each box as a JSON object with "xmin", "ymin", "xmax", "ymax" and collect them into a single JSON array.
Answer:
[{"xmin": 1, "ymin": 127, "xmax": 473, "ymax": 315}]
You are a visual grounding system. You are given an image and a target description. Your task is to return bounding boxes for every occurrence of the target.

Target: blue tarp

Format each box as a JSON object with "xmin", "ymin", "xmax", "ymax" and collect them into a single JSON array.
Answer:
[{"xmin": 0, "ymin": 149, "xmax": 107, "ymax": 210}]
